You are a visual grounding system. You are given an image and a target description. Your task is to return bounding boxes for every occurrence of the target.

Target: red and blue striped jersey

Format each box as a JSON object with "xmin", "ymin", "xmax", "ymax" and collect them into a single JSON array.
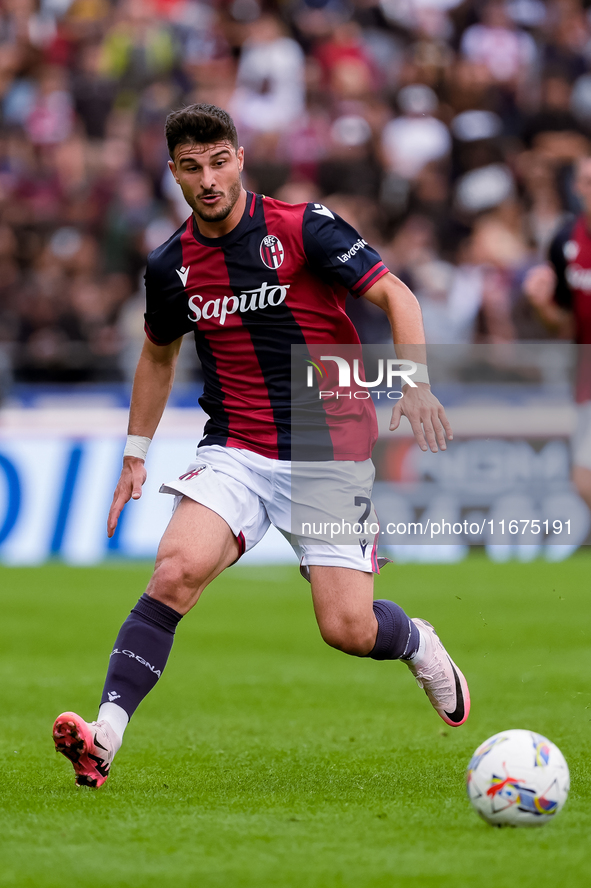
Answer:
[{"xmin": 144, "ymin": 193, "xmax": 389, "ymax": 459}]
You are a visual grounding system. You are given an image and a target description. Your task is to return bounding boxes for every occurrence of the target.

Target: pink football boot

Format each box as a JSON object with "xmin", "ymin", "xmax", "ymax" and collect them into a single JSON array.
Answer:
[
  {"xmin": 53, "ymin": 712, "xmax": 117, "ymax": 787},
  {"xmin": 406, "ymin": 619, "xmax": 470, "ymax": 727}
]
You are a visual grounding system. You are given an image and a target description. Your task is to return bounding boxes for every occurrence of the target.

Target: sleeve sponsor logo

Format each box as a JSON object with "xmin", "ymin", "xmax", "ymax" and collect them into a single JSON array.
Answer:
[
  {"xmin": 337, "ymin": 237, "xmax": 368, "ymax": 264},
  {"xmin": 187, "ymin": 282, "xmax": 290, "ymax": 326},
  {"xmin": 260, "ymin": 235, "xmax": 285, "ymax": 269}
]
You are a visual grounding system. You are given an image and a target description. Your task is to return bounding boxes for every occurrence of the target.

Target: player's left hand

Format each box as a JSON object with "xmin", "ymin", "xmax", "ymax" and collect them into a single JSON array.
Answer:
[
  {"xmin": 107, "ymin": 456, "xmax": 147, "ymax": 538},
  {"xmin": 390, "ymin": 384, "xmax": 453, "ymax": 452}
]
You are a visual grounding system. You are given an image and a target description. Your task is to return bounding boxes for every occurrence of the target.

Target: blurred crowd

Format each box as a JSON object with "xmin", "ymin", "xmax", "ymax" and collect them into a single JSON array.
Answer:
[{"xmin": 1, "ymin": 0, "xmax": 591, "ymax": 388}]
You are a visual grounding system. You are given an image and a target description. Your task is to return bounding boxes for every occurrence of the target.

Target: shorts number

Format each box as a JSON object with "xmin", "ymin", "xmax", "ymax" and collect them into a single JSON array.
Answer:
[{"xmin": 354, "ymin": 496, "xmax": 371, "ymax": 523}]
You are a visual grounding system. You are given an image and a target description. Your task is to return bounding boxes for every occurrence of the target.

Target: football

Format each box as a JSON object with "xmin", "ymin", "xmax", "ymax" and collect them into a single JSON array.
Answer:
[{"xmin": 466, "ymin": 730, "xmax": 570, "ymax": 827}]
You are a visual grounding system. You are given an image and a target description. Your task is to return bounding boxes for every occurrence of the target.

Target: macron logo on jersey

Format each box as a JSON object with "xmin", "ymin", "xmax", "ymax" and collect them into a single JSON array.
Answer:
[
  {"xmin": 337, "ymin": 237, "xmax": 368, "ymax": 264},
  {"xmin": 176, "ymin": 266, "xmax": 190, "ymax": 287},
  {"xmin": 312, "ymin": 203, "xmax": 335, "ymax": 219}
]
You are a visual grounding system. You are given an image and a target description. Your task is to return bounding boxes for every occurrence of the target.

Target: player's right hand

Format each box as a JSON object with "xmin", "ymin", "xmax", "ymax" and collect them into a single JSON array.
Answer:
[
  {"xmin": 523, "ymin": 264, "xmax": 556, "ymax": 307},
  {"xmin": 107, "ymin": 457, "xmax": 147, "ymax": 538}
]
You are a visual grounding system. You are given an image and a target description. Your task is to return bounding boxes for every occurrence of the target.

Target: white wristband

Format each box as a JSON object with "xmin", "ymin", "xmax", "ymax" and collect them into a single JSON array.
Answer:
[
  {"xmin": 123, "ymin": 435, "xmax": 152, "ymax": 460},
  {"xmin": 413, "ymin": 362, "xmax": 430, "ymax": 385}
]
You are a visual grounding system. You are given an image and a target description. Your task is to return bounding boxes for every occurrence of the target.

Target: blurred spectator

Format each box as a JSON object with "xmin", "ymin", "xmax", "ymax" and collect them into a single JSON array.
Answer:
[
  {"xmin": 72, "ymin": 43, "xmax": 117, "ymax": 140},
  {"xmin": 100, "ymin": 0, "xmax": 177, "ymax": 90},
  {"xmin": 318, "ymin": 110, "xmax": 382, "ymax": 198},
  {"xmin": 381, "ymin": 84, "xmax": 451, "ymax": 180},
  {"xmin": 517, "ymin": 148, "xmax": 570, "ymax": 257},
  {"xmin": 102, "ymin": 170, "xmax": 160, "ymax": 275},
  {"xmin": 230, "ymin": 12, "xmax": 306, "ymax": 193},
  {"xmin": 460, "ymin": 0, "xmax": 537, "ymax": 85},
  {"xmin": 314, "ymin": 20, "xmax": 377, "ymax": 99},
  {"xmin": 541, "ymin": 0, "xmax": 590, "ymax": 83},
  {"xmin": 522, "ymin": 72, "xmax": 583, "ymax": 148},
  {"xmin": 26, "ymin": 64, "xmax": 74, "ymax": 145},
  {"xmin": 231, "ymin": 14, "xmax": 305, "ymax": 134},
  {"xmin": 2, "ymin": 0, "xmax": 591, "ymax": 389}
]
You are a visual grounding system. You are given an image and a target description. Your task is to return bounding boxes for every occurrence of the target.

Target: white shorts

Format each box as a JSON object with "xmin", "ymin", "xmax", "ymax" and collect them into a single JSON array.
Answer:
[
  {"xmin": 572, "ymin": 402, "xmax": 591, "ymax": 471},
  {"xmin": 160, "ymin": 445, "xmax": 380, "ymax": 573}
]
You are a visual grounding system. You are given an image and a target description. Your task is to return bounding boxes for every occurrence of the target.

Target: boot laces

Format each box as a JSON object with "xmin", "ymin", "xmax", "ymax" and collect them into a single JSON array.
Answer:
[{"xmin": 413, "ymin": 656, "xmax": 454, "ymax": 707}]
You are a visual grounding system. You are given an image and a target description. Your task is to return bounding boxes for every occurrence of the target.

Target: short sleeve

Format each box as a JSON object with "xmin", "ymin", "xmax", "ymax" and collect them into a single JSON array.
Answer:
[
  {"xmin": 302, "ymin": 203, "xmax": 389, "ymax": 297},
  {"xmin": 143, "ymin": 256, "xmax": 192, "ymax": 345},
  {"xmin": 548, "ymin": 224, "xmax": 573, "ymax": 311}
]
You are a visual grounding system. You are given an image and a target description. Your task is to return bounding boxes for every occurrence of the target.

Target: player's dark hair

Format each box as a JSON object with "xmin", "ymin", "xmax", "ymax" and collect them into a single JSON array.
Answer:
[{"xmin": 165, "ymin": 104, "xmax": 238, "ymax": 158}]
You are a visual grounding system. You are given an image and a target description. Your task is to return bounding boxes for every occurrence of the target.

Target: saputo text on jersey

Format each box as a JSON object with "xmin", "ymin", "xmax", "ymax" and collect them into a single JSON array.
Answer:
[{"xmin": 187, "ymin": 282, "xmax": 290, "ymax": 325}]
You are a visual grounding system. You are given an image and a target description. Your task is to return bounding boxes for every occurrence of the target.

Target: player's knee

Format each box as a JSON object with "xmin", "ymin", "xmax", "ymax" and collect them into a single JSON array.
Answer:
[
  {"xmin": 148, "ymin": 553, "xmax": 205, "ymax": 612},
  {"xmin": 319, "ymin": 617, "xmax": 376, "ymax": 657}
]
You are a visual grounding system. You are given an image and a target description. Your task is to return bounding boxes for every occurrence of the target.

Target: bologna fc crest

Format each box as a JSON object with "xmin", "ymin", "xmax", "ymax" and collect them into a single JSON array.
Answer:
[
  {"xmin": 260, "ymin": 235, "xmax": 285, "ymax": 269},
  {"xmin": 179, "ymin": 466, "xmax": 207, "ymax": 481}
]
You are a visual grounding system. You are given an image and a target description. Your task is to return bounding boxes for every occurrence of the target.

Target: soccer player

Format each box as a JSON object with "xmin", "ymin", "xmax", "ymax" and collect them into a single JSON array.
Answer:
[
  {"xmin": 53, "ymin": 104, "xmax": 470, "ymax": 788},
  {"xmin": 523, "ymin": 156, "xmax": 591, "ymax": 513}
]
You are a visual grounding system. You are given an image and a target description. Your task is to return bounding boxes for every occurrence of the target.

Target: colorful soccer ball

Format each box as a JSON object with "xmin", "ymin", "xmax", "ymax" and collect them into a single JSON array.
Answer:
[{"xmin": 466, "ymin": 729, "xmax": 570, "ymax": 827}]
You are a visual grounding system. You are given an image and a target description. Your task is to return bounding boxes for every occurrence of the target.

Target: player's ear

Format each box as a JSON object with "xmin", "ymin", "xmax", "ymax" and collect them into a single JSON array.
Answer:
[
  {"xmin": 168, "ymin": 159, "xmax": 180, "ymax": 184},
  {"xmin": 237, "ymin": 146, "xmax": 244, "ymax": 172}
]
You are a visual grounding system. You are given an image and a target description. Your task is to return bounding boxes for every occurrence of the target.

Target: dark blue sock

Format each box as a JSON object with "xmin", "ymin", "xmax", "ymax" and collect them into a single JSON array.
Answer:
[
  {"xmin": 100, "ymin": 593, "xmax": 183, "ymax": 718},
  {"xmin": 366, "ymin": 599, "xmax": 420, "ymax": 660}
]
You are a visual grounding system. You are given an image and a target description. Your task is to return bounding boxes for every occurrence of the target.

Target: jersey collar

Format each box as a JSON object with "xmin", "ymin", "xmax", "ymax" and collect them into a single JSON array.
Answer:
[{"xmin": 190, "ymin": 191, "xmax": 256, "ymax": 248}]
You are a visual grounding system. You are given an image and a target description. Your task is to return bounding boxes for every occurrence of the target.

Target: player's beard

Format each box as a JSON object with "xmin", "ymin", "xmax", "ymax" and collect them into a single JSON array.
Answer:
[{"xmin": 186, "ymin": 175, "xmax": 242, "ymax": 223}]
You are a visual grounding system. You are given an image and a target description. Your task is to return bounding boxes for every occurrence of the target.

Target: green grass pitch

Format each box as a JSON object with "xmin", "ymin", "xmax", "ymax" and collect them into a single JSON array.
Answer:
[{"xmin": 1, "ymin": 553, "xmax": 590, "ymax": 888}]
